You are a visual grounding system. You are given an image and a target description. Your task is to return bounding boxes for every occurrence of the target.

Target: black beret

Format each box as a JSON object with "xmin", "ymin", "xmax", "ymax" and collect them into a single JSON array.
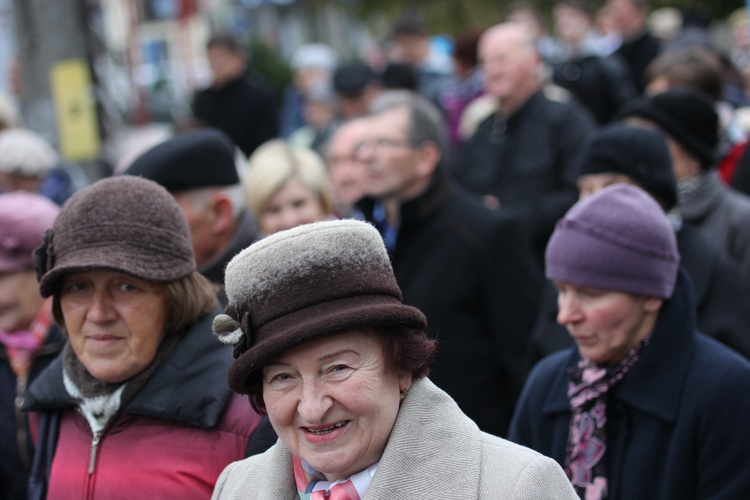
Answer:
[{"xmin": 126, "ymin": 128, "xmax": 239, "ymax": 191}]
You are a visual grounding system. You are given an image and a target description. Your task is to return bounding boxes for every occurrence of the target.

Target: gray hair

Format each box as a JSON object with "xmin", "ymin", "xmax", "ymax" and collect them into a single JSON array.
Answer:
[{"xmin": 369, "ymin": 90, "xmax": 447, "ymax": 161}]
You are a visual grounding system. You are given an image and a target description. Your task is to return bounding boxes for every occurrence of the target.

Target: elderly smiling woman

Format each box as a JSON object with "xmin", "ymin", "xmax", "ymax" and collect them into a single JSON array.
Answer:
[{"xmin": 211, "ymin": 219, "xmax": 576, "ymax": 499}]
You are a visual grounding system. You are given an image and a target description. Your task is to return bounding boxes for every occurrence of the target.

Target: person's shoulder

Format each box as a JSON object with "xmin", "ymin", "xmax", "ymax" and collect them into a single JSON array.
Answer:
[
  {"xmin": 478, "ymin": 433, "xmax": 576, "ymax": 499},
  {"xmin": 692, "ymin": 334, "xmax": 750, "ymax": 380},
  {"xmin": 538, "ymin": 91, "xmax": 595, "ymax": 125},
  {"xmin": 723, "ymin": 185, "xmax": 750, "ymax": 216},
  {"xmin": 212, "ymin": 444, "xmax": 292, "ymax": 499},
  {"xmin": 529, "ymin": 348, "xmax": 571, "ymax": 380}
]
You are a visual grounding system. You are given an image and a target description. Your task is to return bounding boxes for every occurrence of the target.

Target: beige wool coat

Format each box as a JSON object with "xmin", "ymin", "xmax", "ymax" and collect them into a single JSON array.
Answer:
[{"xmin": 212, "ymin": 377, "xmax": 576, "ymax": 500}]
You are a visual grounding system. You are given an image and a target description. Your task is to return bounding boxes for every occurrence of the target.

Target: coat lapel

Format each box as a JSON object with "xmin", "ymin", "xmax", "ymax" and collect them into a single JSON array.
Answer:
[{"xmin": 365, "ymin": 378, "xmax": 482, "ymax": 499}]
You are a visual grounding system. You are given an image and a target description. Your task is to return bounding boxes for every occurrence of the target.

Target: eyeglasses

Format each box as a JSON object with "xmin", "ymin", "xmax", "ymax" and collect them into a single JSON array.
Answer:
[{"xmin": 356, "ymin": 137, "xmax": 414, "ymax": 153}]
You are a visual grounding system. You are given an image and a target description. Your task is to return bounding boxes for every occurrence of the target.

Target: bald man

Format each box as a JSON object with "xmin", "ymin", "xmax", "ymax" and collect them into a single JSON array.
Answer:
[{"xmin": 454, "ymin": 22, "xmax": 595, "ymax": 264}]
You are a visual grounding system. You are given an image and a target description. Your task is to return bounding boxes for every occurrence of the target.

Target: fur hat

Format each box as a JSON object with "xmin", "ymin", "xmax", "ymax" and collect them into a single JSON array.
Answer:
[
  {"xmin": 620, "ymin": 88, "xmax": 718, "ymax": 168},
  {"xmin": 0, "ymin": 192, "xmax": 59, "ymax": 273},
  {"xmin": 214, "ymin": 219, "xmax": 427, "ymax": 394},
  {"xmin": 125, "ymin": 128, "xmax": 239, "ymax": 191},
  {"xmin": 35, "ymin": 175, "xmax": 195, "ymax": 297},
  {"xmin": 546, "ymin": 184, "xmax": 680, "ymax": 298},
  {"xmin": 578, "ymin": 124, "xmax": 677, "ymax": 209}
]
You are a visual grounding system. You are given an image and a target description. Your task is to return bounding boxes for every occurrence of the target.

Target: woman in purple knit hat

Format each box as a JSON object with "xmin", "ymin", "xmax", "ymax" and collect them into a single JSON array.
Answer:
[{"xmin": 510, "ymin": 183, "xmax": 750, "ymax": 499}]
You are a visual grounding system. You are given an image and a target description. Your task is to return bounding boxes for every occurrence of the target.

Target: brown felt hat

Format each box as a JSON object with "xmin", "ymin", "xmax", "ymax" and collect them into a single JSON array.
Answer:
[
  {"xmin": 214, "ymin": 219, "xmax": 427, "ymax": 395},
  {"xmin": 35, "ymin": 175, "xmax": 195, "ymax": 297}
]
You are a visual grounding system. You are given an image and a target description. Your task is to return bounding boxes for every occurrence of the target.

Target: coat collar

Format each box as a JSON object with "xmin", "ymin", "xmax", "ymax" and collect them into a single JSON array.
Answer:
[
  {"xmin": 367, "ymin": 377, "xmax": 483, "ymax": 498},
  {"xmin": 679, "ymin": 172, "xmax": 724, "ymax": 222},
  {"xmin": 543, "ymin": 269, "xmax": 697, "ymax": 423},
  {"xmin": 199, "ymin": 208, "xmax": 262, "ymax": 286},
  {"xmin": 258, "ymin": 377, "xmax": 485, "ymax": 499},
  {"xmin": 24, "ymin": 306, "xmax": 233, "ymax": 429},
  {"xmin": 398, "ymin": 169, "xmax": 454, "ymax": 229}
]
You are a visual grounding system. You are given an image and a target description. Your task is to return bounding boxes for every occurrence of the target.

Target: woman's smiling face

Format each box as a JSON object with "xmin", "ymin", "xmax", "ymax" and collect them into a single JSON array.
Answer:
[{"xmin": 262, "ymin": 330, "xmax": 410, "ymax": 481}]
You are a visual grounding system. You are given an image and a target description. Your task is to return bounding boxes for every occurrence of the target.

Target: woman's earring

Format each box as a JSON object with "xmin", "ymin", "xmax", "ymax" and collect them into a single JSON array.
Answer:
[{"xmin": 399, "ymin": 389, "xmax": 408, "ymax": 403}]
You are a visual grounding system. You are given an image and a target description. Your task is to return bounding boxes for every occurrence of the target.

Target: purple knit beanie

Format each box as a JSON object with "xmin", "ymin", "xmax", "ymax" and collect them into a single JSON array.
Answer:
[
  {"xmin": 213, "ymin": 219, "xmax": 427, "ymax": 395},
  {"xmin": 35, "ymin": 175, "xmax": 196, "ymax": 297},
  {"xmin": 545, "ymin": 184, "xmax": 679, "ymax": 298}
]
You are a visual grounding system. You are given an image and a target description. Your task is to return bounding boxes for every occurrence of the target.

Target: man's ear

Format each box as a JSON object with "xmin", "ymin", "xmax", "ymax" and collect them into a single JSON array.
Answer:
[
  {"xmin": 209, "ymin": 191, "xmax": 236, "ymax": 235},
  {"xmin": 415, "ymin": 141, "xmax": 441, "ymax": 179}
]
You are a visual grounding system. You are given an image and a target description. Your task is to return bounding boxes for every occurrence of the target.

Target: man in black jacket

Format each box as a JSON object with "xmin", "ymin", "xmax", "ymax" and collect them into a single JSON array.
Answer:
[
  {"xmin": 456, "ymin": 23, "xmax": 595, "ymax": 264},
  {"xmin": 192, "ymin": 33, "xmax": 279, "ymax": 158},
  {"xmin": 357, "ymin": 90, "xmax": 543, "ymax": 436}
]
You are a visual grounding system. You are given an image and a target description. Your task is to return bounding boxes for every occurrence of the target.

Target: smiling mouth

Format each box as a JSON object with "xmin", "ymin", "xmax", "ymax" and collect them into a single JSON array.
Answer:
[{"xmin": 304, "ymin": 421, "xmax": 348, "ymax": 435}]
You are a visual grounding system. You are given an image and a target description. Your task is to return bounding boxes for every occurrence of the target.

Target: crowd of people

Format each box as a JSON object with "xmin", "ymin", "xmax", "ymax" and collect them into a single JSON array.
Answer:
[{"xmin": 3, "ymin": 0, "xmax": 750, "ymax": 498}]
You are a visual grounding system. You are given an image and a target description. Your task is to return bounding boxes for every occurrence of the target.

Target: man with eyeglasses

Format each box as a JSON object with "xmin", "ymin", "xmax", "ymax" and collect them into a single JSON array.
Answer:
[{"xmin": 356, "ymin": 90, "xmax": 544, "ymax": 437}]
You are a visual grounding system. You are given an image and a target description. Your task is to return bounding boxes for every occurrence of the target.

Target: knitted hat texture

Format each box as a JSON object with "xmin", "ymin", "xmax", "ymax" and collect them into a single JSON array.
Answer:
[
  {"xmin": 621, "ymin": 88, "xmax": 718, "ymax": 168},
  {"xmin": 35, "ymin": 175, "xmax": 195, "ymax": 297},
  {"xmin": 578, "ymin": 124, "xmax": 677, "ymax": 209},
  {"xmin": 545, "ymin": 184, "xmax": 680, "ymax": 298}
]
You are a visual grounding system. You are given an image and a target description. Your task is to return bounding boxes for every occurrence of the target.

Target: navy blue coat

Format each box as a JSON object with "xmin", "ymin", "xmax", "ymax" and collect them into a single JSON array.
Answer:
[{"xmin": 509, "ymin": 271, "xmax": 750, "ymax": 499}]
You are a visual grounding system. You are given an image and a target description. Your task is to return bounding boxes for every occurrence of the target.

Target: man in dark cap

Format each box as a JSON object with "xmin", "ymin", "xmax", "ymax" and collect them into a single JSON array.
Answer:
[
  {"xmin": 622, "ymin": 88, "xmax": 750, "ymax": 282},
  {"xmin": 125, "ymin": 128, "xmax": 262, "ymax": 305},
  {"xmin": 333, "ymin": 60, "xmax": 382, "ymax": 120}
]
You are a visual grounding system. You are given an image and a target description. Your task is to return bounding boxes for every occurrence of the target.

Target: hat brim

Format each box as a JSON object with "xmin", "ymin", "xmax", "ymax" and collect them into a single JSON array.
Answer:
[
  {"xmin": 38, "ymin": 245, "xmax": 194, "ymax": 297},
  {"xmin": 227, "ymin": 294, "xmax": 427, "ymax": 394}
]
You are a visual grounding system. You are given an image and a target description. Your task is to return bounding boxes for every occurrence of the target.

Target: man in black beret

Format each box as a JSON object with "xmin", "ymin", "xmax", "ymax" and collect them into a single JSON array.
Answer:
[{"xmin": 125, "ymin": 128, "xmax": 262, "ymax": 305}]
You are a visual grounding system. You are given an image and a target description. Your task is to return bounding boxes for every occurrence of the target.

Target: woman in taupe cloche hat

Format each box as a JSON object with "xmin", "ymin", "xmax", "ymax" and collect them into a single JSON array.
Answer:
[
  {"xmin": 211, "ymin": 219, "xmax": 577, "ymax": 499},
  {"xmin": 24, "ymin": 175, "xmax": 264, "ymax": 500}
]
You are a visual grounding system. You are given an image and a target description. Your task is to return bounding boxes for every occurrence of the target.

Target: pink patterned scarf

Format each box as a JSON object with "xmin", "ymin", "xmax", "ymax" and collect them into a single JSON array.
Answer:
[
  {"xmin": 0, "ymin": 300, "xmax": 52, "ymax": 379},
  {"xmin": 293, "ymin": 456, "xmax": 377, "ymax": 500},
  {"xmin": 565, "ymin": 336, "xmax": 650, "ymax": 499}
]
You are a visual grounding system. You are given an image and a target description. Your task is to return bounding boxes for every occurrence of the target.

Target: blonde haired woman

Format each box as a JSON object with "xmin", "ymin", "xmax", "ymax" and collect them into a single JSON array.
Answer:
[{"xmin": 243, "ymin": 140, "xmax": 335, "ymax": 234}]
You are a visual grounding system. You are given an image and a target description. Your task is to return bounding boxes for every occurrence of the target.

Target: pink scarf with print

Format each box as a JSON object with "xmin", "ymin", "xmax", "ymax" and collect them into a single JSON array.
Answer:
[{"xmin": 565, "ymin": 336, "xmax": 650, "ymax": 499}]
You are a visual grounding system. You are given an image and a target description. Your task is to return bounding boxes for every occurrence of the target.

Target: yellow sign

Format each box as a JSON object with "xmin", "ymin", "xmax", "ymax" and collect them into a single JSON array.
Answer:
[{"xmin": 50, "ymin": 59, "xmax": 100, "ymax": 161}]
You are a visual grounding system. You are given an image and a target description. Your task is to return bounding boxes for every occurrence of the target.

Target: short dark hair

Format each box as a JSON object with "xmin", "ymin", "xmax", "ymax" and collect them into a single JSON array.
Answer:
[
  {"xmin": 247, "ymin": 326, "xmax": 437, "ymax": 413},
  {"xmin": 207, "ymin": 33, "xmax": 245, "ymax": 55},
  {"xmin": 645, "ymin": 46, "xmax": 723, "ymax": 102},
  {"xmin": 381, "ymin": 63, "xmax": 419, "ymax": 91},
  {"xmin": 556, "ymin": 0, "xmax": 595, "ymax": 19},
  {"xmin": 453, "ymin": 30, "xmax": 482, "ymax": 68},
  {"xmin": 53, "ymin": 271, "xmax": 217, "ymax": 336},
  {"xmin": 392, "ymin": 14, "xmax": 428, "ymax": 37},
  {"xmin": 369, "ymin": 90, "xmax": 447, "ymax": 159}
]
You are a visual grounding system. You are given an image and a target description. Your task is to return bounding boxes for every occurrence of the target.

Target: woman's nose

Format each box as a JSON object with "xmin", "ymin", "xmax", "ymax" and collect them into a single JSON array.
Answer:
[
  {"xmin": 86, "ymin": 290, "xmax": 117, "ymax": 323},
  {"xmin": 557, "ymin": 293, "xmax": 583, "ymax": 326},
  {"xmin": 297, "ymin": 379, "xmax": 333, "ymax": 424}
]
